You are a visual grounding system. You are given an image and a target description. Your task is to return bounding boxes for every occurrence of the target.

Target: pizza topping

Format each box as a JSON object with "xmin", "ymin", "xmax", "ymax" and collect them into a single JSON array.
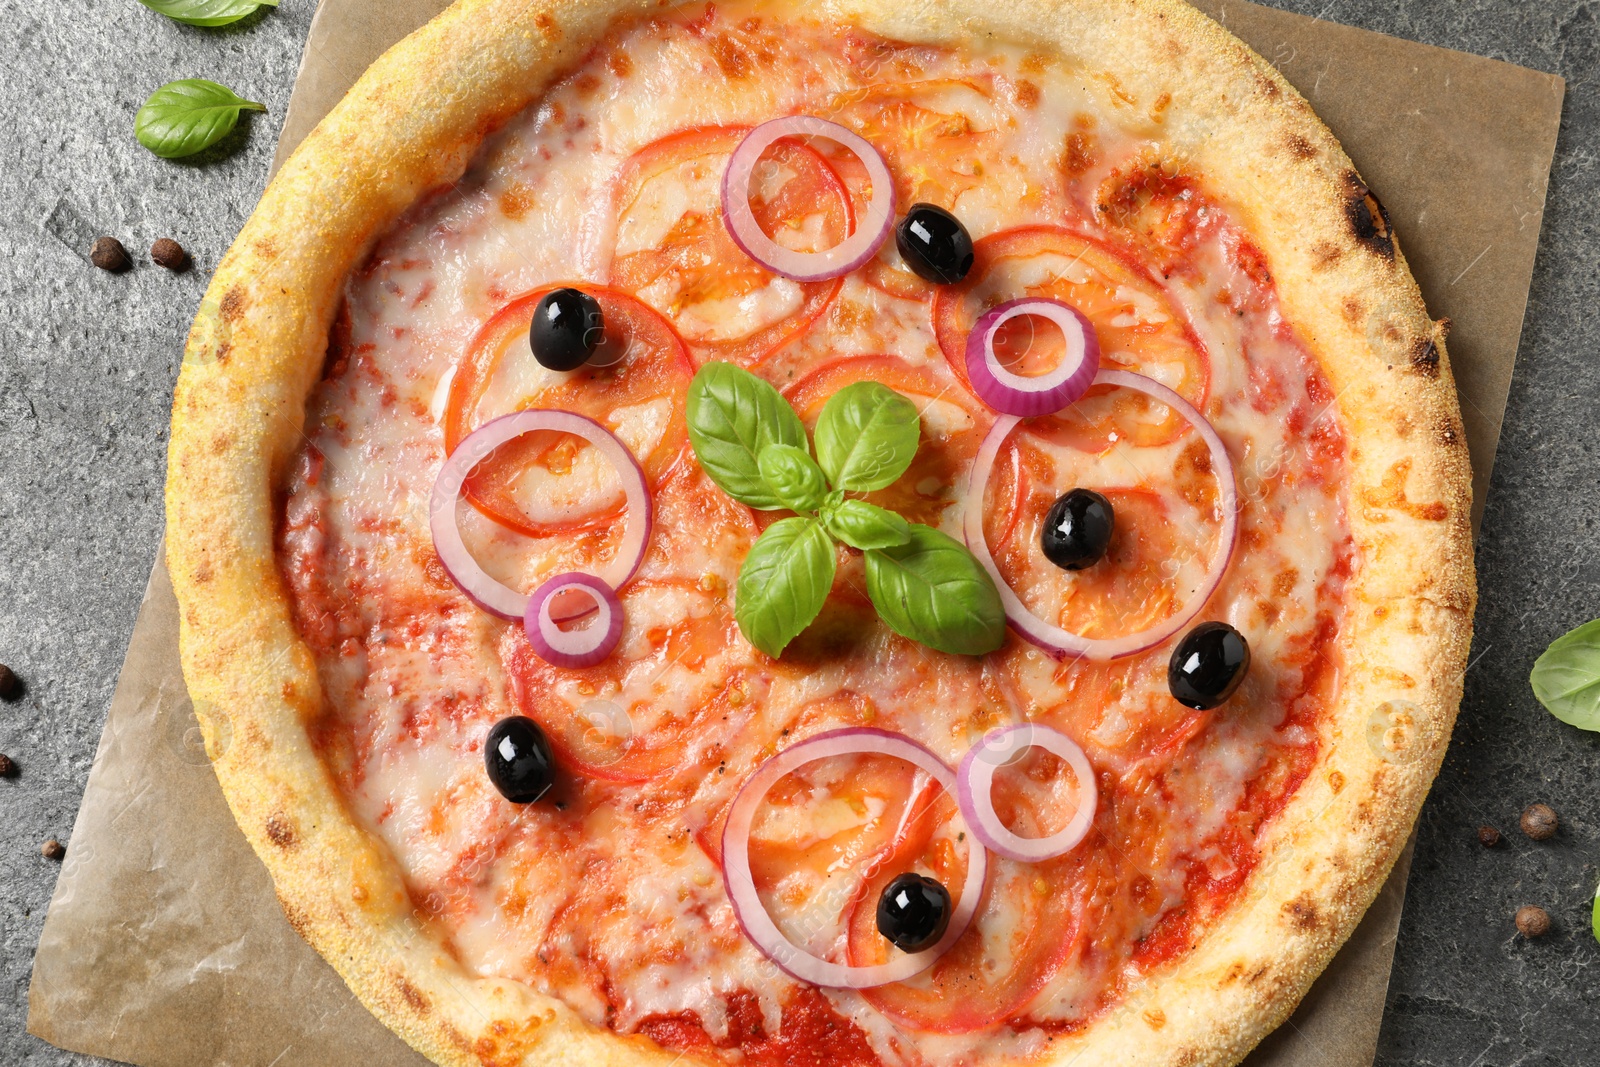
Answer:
[
  {"xmin": 524, "ymin": 572, "xmax": 623, "ymax": 669},
  {"xmin": 721, "ymin": 116, "xmax": 895, "ymax": 282},
  {"xmin": 893, "ymin": 203, "xmax": 974, "ymax": 284},
  {"xmin": 966, "ymin": 297, "xmax": 1100, "ymax": 417},
  {"xmin": 1041, "ymin": 488, "xmax": 1114, "ymax": 571},
  {"xmin": 721, "ymin": 727, "xmax": 987, "ymax": 988},
  {"xmin": 430, "ymin": 409, "xmax": 652, "ymax": 619},
  {"xmin": 964, "ymin": 368, "xmax": 1238, "ymax": 660},
  {"xmin": 876, "ymin": 873, "xmax": 952, "ymax": 953},
  {"xmin": 485, "ymin": 715, "xmax": 557, "ymax": 804},
  {"xmin": 529, "ymin": 287, "xmax": 605, "ymax": 371},
  {"xmin": 1166, "ymin": 621, "xmax": 1252, "ymax": 710},
  {"xmin": 955, "ymin": 723, "xmax": 1097, "ymax": 862}
]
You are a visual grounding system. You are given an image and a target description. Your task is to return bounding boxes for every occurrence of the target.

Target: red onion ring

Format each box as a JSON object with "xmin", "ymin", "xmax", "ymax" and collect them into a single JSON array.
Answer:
[
  {"xmin": 964, "ymin": 298, "xmax": 1101, "ymax": 417},
  {"xmin": 721, "ymin": 727, "xmax": 988, "ymax": 989},
  {"xmin": 524, "ymin": 572, "xmax": 623, "ymax": 668},
  {"xmin": 963, "ymin": 368, "xmax": 1238, "ymax": 660},
  {"xmin": 430, "ymin": 410, "xmax": 652, "ymax": 620},
  {"xmin": 956, "ymin": 724, "xmax": 1097, "ymax": 862},
  {"xmin": 721, "ymin": 116, "xmax": 895, "ymax": 282}
]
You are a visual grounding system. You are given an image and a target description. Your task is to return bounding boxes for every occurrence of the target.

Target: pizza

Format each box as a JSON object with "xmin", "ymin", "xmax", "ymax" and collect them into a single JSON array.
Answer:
[{"xmin": 164, "ymin": 1, "xmax": 1476, "ymax": 1065}]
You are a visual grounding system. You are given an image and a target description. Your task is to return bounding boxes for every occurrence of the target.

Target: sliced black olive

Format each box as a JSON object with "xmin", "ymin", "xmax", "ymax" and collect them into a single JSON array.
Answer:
[
  {"xmin": 485, "ymin": 715, "xmax": 556, "ymax": 803},
  {"xmin": 876, "ymin": 872, "xmax": 951, "ymax": 953},
  {"xmin": 530, "ymin": 287, "xmax": 604, "ymax": 371},
  {"xmin": 1168, "ymin": 622, "xmax": 1251, "ymax": 710},
  {"xmin": 1041, "ymin": 488, "xmax": 1114, "ymax": 571},
  {"xmin": 894, "ymin": 204, "xmax": 975, "ymax": 285}
]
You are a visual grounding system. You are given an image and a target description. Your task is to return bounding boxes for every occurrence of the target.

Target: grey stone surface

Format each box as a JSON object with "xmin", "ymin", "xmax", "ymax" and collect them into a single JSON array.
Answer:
[{"xmin": 0, "ymin": 1, "xmax": 1592, "ymax": 1065}]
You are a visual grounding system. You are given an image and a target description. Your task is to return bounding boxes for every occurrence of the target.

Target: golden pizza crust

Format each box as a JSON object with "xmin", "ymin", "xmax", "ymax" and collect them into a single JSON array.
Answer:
[{"xmin": 164, "ymin": 1, "xmax": 1475, "ymax": 1065}]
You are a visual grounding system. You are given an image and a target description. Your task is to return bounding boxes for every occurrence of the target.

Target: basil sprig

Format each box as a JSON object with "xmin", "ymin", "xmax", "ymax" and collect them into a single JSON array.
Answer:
[
  {"xmin": 1530, "ymin": 618, "xmax": 1600, "ymax": 732},
  {"xmin": 138, "ymin": 0, "xmax": 278, "ymax": 27},
  {"xmin": 686, "ymin": 363, "xmax": 1005, "ymax": 658},
  {"xmin": 135, "ymin": 79, "xmax": 266, "ymax": 159}
]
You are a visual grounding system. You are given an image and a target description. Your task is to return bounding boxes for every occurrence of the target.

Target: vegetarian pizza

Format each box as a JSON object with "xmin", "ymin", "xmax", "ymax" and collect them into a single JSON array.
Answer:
[{"xmin": 165, "ymin": 1, "xmax": 1475, "ymax": 1065}]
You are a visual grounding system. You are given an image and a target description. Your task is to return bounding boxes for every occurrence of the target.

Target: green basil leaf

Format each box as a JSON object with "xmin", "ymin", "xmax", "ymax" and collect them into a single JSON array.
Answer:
[
  {"xmin": 864, "ymin": 524, "xmax": 1004, "ymax": 656},
  {"xmin": 135, "ymin": 79, "xmax": 266, "ymax": 159},
  {"xmin": 822, "ymin": 499, "xmax": 911, "ymax": 551},
  {"xmin": 138, "ymin": 0, "xmax": 278, "ymax": 27},
  {"xmin": 735, "ymin": 517, "xmax": 836, "ymax": 658},
  {"xmin": 687, "ymin": 362, "xmax": 807, "ymax": 509},
  {"xmin": 757, "ymin": 444, "xmax": 828, "ymax": 514},
  {"xmin": 1530, "ymin": 618, "xmax": 1600, "ymax": 732},
  {"xmin": 814, "ymin": 382, "xmax": 921, "ymax": 492}
]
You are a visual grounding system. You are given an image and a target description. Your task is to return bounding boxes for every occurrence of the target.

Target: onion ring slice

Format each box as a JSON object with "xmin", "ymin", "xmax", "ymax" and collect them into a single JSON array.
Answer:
[
  {"xmin": 964, "ymin": 297, "xmax": 1100, "ymax": 417},
  {"xmin": 524, "ymin": 572, "xmax": 623, "ymax": 668},
  {"xmin": 721, "ymin": 116, "xmax": 895, "ymax": 282},
  {"xmin": 963, "ymin": 368, "xmax": 1238, "ymax": 660},
  {"xmin": 956, "ymin": 724, "xmax": 1097, "ymax": 862},
  {"xmin": 721, "ymin": 727, "xmax": 988, "ymax": 989},
  {"xmin": 430, "ymin": 409, "xmax": 652, "ymax": 620}
]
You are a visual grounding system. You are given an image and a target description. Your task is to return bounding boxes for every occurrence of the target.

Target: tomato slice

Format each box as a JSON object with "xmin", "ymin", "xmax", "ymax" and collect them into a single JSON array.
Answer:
[
  {"xmin": 933, "ymin": 226, "xmax": 1210, "ymax": 451},
  {"xmin": 996, "ymin": 465, "xmax": 1202, "ymax": 641},
  {"xmin": 444, "ymin": 285, "xmax": 693, "ymax": 537},
  {"xmin": 500, "ymin": 467, "xmax": 760, "ymax": 782},
  {"xmin": 843, "ymin": 789, "xmax": 1094, "ymax": 1033},
  {"xmin": 608, "ymin": 125, "xmax": 850, "ymax": 366},
  {"xmin": 820, "ymin": 79, "xmax": 1002, "ymax": 300},
  {"xmin": 782, "ymin": 355, "xmax": 990, "ymax": 528}
]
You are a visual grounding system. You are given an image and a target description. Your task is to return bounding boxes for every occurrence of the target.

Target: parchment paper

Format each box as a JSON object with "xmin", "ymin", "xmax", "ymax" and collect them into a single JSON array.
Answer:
[{"xmin": 27, "ymin": 2, "xmax": 1564, "ymax": 1065}]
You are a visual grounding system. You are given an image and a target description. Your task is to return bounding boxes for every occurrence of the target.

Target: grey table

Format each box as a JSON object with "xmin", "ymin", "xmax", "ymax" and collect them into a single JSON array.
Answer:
[{"xmin": 0, "ymin": 2, "xmax": 1594, "ymax": 1065}]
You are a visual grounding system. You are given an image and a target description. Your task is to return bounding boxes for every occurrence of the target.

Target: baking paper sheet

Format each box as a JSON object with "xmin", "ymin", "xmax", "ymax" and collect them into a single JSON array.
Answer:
[{"xmin": 27, "ymin": 2, "xmax": 1563, "ymax": 1064}]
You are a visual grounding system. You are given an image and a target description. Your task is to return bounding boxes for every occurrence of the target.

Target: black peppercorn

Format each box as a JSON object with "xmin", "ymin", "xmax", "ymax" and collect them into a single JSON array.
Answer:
[
  {"xmin": 1514, "ymin": 905, "xmax": 1550, "ymax": 938},
  {"xmin": 1476, "ymin": 825, "xmax": 1500, "ymax": 848},
  {"xmin": 40, "ymin": 839, "xmax": 65, "ymax": 861},
  {"xmin": 0, "ymin": 664, "xmax": 19, "ymax": 701},
  {"xmin": 0, "ymin": 754, "xmax": 14, "ymax": 778},
  {"xmin": 90, "ymin": 236, "xmax": 130, "ymax": 272},
  {"xmin": 151, "ymin": 237, "xmax": 190, "ymax": 272},
  {"xmin": 1520, "ymin": 803, "xmax": 1558, "ymax": 841}
]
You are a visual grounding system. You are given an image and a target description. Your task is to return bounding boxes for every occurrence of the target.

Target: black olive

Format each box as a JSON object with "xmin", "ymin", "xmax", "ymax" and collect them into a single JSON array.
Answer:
[
  {"xmin": 876, "ymin": 872, "xmax": 951, "ymax": 953},
  {"xmin": 1041, "ymin": 488, "xmax": 1114, "ymax": 571},
  {"xmin": 530, "ymin": 288, "xmax": 604, "ymax": 371},
  {"xmin": 1168, "ymin": 622, "xmax": 1251, "ymax": 710},
  {"xmin": 485, "ymin": 716, "xmax": 556, "ymax": 803},
  {"xmin": 894, "ymin": 204, "xmax": 975, "ymax": 285}
]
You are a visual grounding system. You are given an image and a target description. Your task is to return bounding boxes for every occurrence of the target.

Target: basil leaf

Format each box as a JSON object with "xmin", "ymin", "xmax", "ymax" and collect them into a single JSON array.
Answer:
[
  {"xmin": 687, "ymin": 362, "xmax": 807, "ymax": 509},
  {"xmin": 814, "ymin": 382, "xmax": 921, "ymax": 492},
  {"xmin": 735, "ymin": 517, "xmax": 836, "ymax": 658},
  {"xmin": 822, "ymin": 499, "xmax": 911, "ymax": 551},
  {"xmin": 1530, "ymin": 618, "xmax": 1600, "ymax": 732},
  {"xmin": 758, "ymin": 444, "xmax": 827, "ymax": 514},
  {"xmin": 136, "ymin": 79, "xmax": 266, "ymax": 159},
  {"xmin": 138, "ymin": 0, "xmax": 278, "ymax": 27},
  {"xmin": 864, "ymin": 524, "xmax": 1005, "ymax": 656}
]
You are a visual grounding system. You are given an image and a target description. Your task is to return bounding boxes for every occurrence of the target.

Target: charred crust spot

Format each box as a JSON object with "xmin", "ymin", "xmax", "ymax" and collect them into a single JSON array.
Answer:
[
  {"xmin": 1341, "ymin": 297, "xmax": 1365, "ymax": 325},
  {"xmin": 193, "ymin": 560, "xmax": 213, "ymax": 584},
  {"xmin": 1410, "ymin": 338, "xmax": 1440, "ymax": 378},
  {"xmin": 1438, "ymin": 417, "xmax": 1462, "ymax": 447},
  {"xmin": 213, "ymin": 342, "xmax": 233, "ymax": 364},
  {"xmin": 533, "ymin": 12, "xmax": 559, "ymax": 40},
  {"xmin": 254, "ymin": 237, "xmax": 280, "ymax": 260},
  {"xmin": 397, "ymin": 977, "xmax": 431, "ymax": 1015},
  {"xmin": 1246, "ymin": 964, "xmax": 1271, "ymax": 985},
  {"xmin": 1328, "ymin": 769, "xmax": 1346, "ymax": 793},
  {"xmin": 1343, "ymin": 176, "xmax": 1394, "ymax": 260},
  {"xmin": 1222, "ymin": 961, "xmax": 1246, "ymax": 985},
  {"xmin": 265, "ymin": 813, "xmax": 296, "ymax": 849},
  {"xmin": 280, "ymin": 899, "xmax": 311, "ymax": 937},
  {"xmin": 1286, "ymin": 134, "xmax": 1316, "ymax": 160},
  {"xmin": 219, "ymin": 286, "xmax": 247, "ymax": 323},
  {"xmin": 1256, "ymin": 72, "xmax": 1282, "ymax": 98},
  {"xmin": 1312, "ymin": 241, "xmax": 1343, "ymax": 269},
  {"xmin": 1284, "ymin": 892, "xmax": 1321, "ymax": 931}
]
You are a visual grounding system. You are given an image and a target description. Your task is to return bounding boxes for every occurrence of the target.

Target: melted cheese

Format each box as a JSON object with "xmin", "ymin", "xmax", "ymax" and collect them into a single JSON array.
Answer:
[{"xmin": 277, "ymin": 5, "xmax": 1353, "ymax": 1065}]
